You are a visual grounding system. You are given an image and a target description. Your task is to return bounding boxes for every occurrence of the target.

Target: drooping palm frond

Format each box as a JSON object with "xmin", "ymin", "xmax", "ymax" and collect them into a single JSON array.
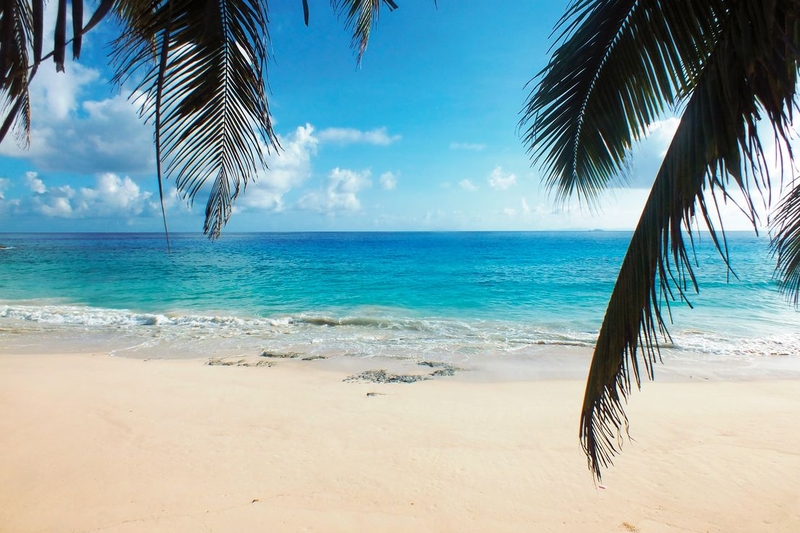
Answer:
[
  {"xmin": 521, "ymin": 0, "xmax": 728, "ymax": 205},
  {"xmin": 0, "ymin": 0, "xmax": 32, "ymax": 144},
  {"xmin": 772, "ymin": 182, "xmax": 800, "ymax": 305},
  {"xmin": 1, "ymin": 0, "xmax": 117, "ymax": 145},
  {"xmin": 575, "ymin": 0, "xmax": 800, "ymax": 480},
  {"xmin": 111, "ymin": 0, "xmax": 278, "ymax": 239},
  {"xmin": 331, "ymin": 0, "xmax": 398, "ymax": 64}
]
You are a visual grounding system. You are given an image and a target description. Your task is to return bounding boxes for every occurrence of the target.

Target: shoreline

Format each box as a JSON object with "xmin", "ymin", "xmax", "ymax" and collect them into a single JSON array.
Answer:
[{"xmin": 2, "ymin": 351, "xmax": 799, "ymax": 532}]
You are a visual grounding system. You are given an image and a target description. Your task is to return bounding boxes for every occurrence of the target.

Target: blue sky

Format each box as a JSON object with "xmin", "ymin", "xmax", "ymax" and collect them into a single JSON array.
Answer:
[{"xmin": 0, "ymin": 1, "xmax": 760, "ymax": 234}]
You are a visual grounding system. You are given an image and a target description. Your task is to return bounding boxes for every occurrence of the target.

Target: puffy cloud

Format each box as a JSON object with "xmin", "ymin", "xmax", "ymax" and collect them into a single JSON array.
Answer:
[
  {"xmin": 450, "ymin": 142, "xmax": 486, "ymax": 151},
  {"xmin": 0, "ymin": 66, "xmax": 155, "ymax": 175},
  {"xmin": 521, "ymin": 197, "xmax": 530, "ymax": 213},
  {"xmin": 25, "ymin": 172, "xmax": 47, "ymax": 193},
  {"xmin": 624, "ymin": 117, "xmax": 681, "ymax": 187},
  {"xmin": 17, "ymin": 173, "xmax": 159, "ymax": 219},
  {"xmin": 317, "ymin": 127, "xmax": 401, "ymax": 146},
  {"xmin": 380, "ymin": 172, "xmax": 397, "ymax": 190},
  {"xmin": 30, "ymin": 61, "xmax": 100, "ymax": 121},
  {"xmin": 0, "ymin": 179, "xmax": 20, "ymax": 214},
  {"xmin": 298, "ymin": 168, "xmax": 372, "ymax": 213},
  {"xmin": 488, "ymin": 166, "xmax": 517, "ymax": 190},
  {"xmin": 459, "ymin": 179, "xmax": 477, "ymax": 191},
  {"xmin": 645, "ymin": 117, "xmax": 681, "ymax": 154},
  {"xmin": 240, "ymin": 124, "xmax": 319, "ymax": 211}
]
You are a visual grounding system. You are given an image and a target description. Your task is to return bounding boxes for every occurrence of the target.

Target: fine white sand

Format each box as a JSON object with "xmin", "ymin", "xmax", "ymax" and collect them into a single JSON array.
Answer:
[{"xmin": 1, "ymin": 352, "xmax": 799, "ymax": 532}]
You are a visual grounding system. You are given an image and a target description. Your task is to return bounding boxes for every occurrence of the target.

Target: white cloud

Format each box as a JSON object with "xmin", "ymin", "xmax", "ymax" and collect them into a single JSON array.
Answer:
[
  {"xmin": 317, "ymin": 127, "xmax": 401, "ymax": 146},
  {"xmin": 488, "ymin": 166, "xmax": 517, "ymax": 190},
  {"xmin": 240, "ymin": 124, "xmax": 319, "ymax": 211},
  {"xmin": 158, "ymin": 123, "xmax": 394, "ymax": 216},
  {"xmin": 0, "ymin": 66, "xmax": 155, "ymax": 175},
  {"xmin": 30, "ymin": 61, "xmax": 100, "ymax": 121},
  {"xmin": 450, "ymin": 142, "xmax": 486, "ymax": 151},
  {"xmin": 380, "ymin": 172, "xmax": 397, "ymax": 190},
  {"xmin": 298, "ymin": 168, "xmax": 372, "ymax": 213},
  {"xmin": 25, "ymin": 172, "xmax": 47, "ymax": 193},
  {"xmin": 521, "ymin": 197, "xmax": 530, "ymax": 213},
  {"xmin": 624, "ymin": 117, "xmax": 682, "ymax": 187},
  {"xmin": 503, "ymin": 207, "xmax": 517, "ymax": 217},
  {"xmin": 646, "ymin": 117, "xmax": 681, "ymax": 156},
  {"xmin": 459, "ymin": 179, "xmax": 477, "ymax": 191},
  {"xmin": 0, "ymin": 179, "xmax": 19, "ymax": 214},
  {"xmin": 16, "ymin": 173, "xmax": 159, "ymax": 219}
]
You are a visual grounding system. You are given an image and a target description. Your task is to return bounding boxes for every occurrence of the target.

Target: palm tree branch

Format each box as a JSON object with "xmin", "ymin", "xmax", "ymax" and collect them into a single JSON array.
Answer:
[
  {"xmin": 111, "ymin": 0, "xmax": 278, "ymax": 239},
  {"xmin": 521, "ymin": 0, "xmax": 728, "ymax": 205},
  {"xmin": 581, "ymin": 0, "xmax": 800, "ymax": 480},
  {"xmin": 331, "ymin": 0, "xmax": 398, "ymax": 64},
  {"xmin": 154, "ymin": 0, "xmax": 173, "ymax": 252},
  {"xmin": 772, "ymin": 182, "xmax": 800, "ymax": 305},
  {"xmin": 0, "ymin": 0, "xmax": 31, "ymax": 145},
  {"xmin": 1, "ymin": 0, "xmax": 119, "ymax": 146}
]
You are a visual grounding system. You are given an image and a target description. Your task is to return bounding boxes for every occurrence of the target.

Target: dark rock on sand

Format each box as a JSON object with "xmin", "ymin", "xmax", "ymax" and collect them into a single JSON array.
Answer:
[
  {"xmin": 344, "ymin": 363, "xmax": 462, "ymax": 384},
  {"xmin": 208, "ymin": 357, "xmax": 275, "ymax": 368},
  {"xmin": 259, "ymin": 351, "xmax": 301, "ymax": 359},
  {"xmin": 343, "ymin": 369, "xmax": 430, "ymax": 384},
  {"xmin": 417, "ymin": 361, "xmax": 462, "ymax": 377}
]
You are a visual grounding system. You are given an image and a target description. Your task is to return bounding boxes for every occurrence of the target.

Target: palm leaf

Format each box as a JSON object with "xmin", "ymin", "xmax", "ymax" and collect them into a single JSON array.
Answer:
[
  {"xmin": 579, "ymin": 0, "xmax": 800, "ymax": 480},
  {"xmin": 521, "ymin": 0, "xmax": 728, "ymax": 205},
  {"xmin": 771, "ymin": 182, "xmax": 800, "ymax": 305},
  {"xmin": 1, "ymin": 0, "xmax": 118, "ymax": 145},
  {"xmin": 331, "ymin": 0, "xmax": 398, "ymax": 64},
  {"xmin": 111, "ymin": 0, "xmax": 279, "ymax": 239},
  {"xmin": 0, "ymin": 0, "xmax": 32, "ymax": 145}
]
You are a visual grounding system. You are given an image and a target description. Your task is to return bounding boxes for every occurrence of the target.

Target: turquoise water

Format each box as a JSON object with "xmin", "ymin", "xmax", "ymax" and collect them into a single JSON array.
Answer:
[{"xmin": 1, "ymin": 232, "xmax": 798, "ymax": 361}]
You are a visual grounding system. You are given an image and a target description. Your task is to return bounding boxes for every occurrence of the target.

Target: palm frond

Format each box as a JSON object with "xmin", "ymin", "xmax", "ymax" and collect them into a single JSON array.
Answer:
[
  {"xmin": 580, "ymin": 0, "xmax": 800, "ymax": 480},
  {"xmin": 331, "ymin": 0, "xmax": 398, "ymax": 64},
  {"xmin": 0, "ymin": 0, "xmax": 32, "ymax": 145},
  {"xmin": 54, "ymin": 0, "xmax": 67, "ymax": 71},
  {"xmin": 1, "ymin": 0, "xmax": 118, "ymax": 145},
  {"xmin": 521, "ymin": 0, "xmax": 728, "ymax": 204},
  {"xmin": 111, "ymin": 0, "xmax": 278, "ymax": 239},
  {"xmin": 72, "ymin": 0, "xmax": 85, "ymax": 59},
  {"xmin": 771, "ymin": 182, "xmax": 800, "ymax": 305}
]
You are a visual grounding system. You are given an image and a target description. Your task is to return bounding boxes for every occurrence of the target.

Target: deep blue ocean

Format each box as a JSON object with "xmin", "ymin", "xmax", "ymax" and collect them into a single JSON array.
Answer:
[{"xmin": 1, "ymin": 232, "xmax": 798, "ymax": 361}]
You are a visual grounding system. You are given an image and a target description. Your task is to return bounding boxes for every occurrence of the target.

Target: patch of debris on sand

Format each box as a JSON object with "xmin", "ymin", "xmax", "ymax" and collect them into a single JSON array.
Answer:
[
  {"xmin": 259, "ymin": 351, "xmax": 302, "ymax": 359},
  {"xmin": 344, "ymin": 361, "xmax": 463, "ymax": 384},
  {"xmin": 207, "ymin": 357, "xmax": 275, "ymax": 368}
]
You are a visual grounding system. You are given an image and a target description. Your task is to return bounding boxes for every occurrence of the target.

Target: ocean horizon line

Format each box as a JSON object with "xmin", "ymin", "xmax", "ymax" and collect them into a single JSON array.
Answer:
[{"xmin": 0, "ymin": 229, "xmax": 768, "ymax": 236}]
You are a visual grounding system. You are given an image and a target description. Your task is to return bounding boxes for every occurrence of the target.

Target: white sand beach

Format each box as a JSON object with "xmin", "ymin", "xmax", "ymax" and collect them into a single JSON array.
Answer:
[{"xmin": 1, "ymin": 351, "xmax": 799, "ymax": 533}]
